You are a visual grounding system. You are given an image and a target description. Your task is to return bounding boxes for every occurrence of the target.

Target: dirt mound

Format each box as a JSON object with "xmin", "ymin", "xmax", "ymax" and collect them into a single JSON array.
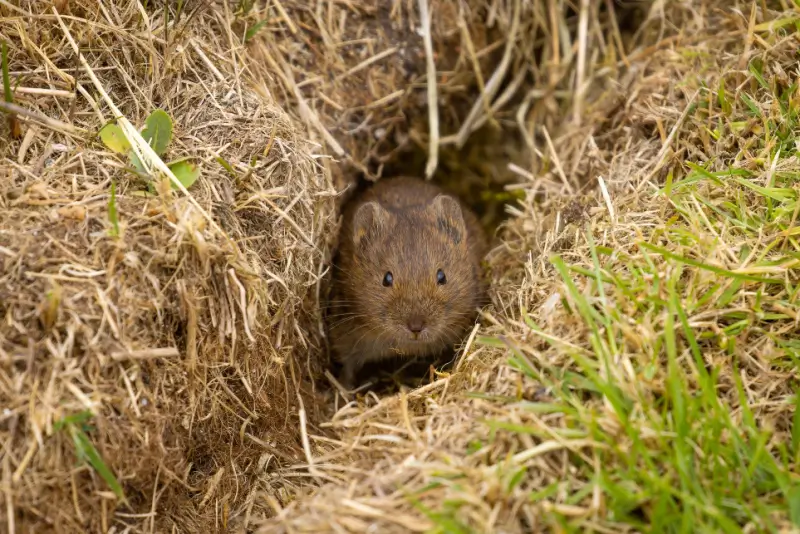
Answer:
[{"xmin": 1, "ymin": 1, "xmax": 334, "ymax": 531}]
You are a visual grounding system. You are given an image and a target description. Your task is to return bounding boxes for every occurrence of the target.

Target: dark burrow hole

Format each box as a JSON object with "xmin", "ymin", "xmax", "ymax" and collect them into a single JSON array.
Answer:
[{"xmin": 363, "ymin": 124, "xmax": 526, "ymax": 241}]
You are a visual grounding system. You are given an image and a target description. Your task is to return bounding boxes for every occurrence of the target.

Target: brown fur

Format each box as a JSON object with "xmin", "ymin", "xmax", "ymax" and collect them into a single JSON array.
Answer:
[{"xmin": 328, "ymin": 176, "xmax": 489, "ymax": 388}]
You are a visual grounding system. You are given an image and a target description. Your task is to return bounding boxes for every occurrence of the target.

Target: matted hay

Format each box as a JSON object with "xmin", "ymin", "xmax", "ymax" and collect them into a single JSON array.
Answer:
[
  {"xmin": 1, "ymin": 1, "xmax": 335, "ymax": 532},
  {"xmin": 244, "ymin": 0, "xmax": 646, "ymax": 189},
  {"xmin": 255, "ymin": 1, "xmax": 800, "ymax": 532}
]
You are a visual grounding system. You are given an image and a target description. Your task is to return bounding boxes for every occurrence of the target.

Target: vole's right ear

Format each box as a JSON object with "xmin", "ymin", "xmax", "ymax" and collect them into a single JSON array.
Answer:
[
  {"xmin": 432, "ymin": 194, "xmax": 465, "ymax": 245},
  {"xmin": 352, "ymin": 201, "xmax": 386, "ymax": 247}
]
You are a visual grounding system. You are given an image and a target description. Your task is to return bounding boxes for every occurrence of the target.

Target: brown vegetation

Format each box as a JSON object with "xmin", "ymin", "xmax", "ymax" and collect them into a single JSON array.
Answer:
[{"xmin": 3, "ymin": 0, "xmax": 800, "ymax": 532}]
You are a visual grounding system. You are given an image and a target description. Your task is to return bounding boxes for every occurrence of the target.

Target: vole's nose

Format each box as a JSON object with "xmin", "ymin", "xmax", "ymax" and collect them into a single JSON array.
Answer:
[{"xmin": 407, "ymin": 315, "xmax": 426, "ymax": 334}]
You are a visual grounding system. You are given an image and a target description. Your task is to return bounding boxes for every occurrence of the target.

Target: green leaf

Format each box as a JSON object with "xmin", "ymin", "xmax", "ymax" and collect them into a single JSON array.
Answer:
[
  {"xmin": 792, "ymin": 392, "xmax": 800, "ymax": 457},
  {"xmin": 789, "ymin": 485, "xmax": 800, "ymax": 526},
  {"xmin": 130, "ymin": 151, "xmax": 147, "ymax": 174},
  {"xmin": 141, "ymin": 108, "xmax": 173, "ymax": 156},
  {"xmin": 638, "ymin": 242, "xmax": 784, "ymax": 285},
  {"xmin": 70, "ymin": 426, "xmax": 127, "ymax": 502},
  {"xmin": 245, "ymin": 19, "xmax": 269, "ymax": 42},
  {"xmin": 98, "ymin": 123, "xmax": 131, "ymax": 154},
  {"xmin": 129, "ymin": 189, "xmax": 156, "ymax": 197},
  {"xmin": 749, "ymin": 59, "xmax": 768, "ymax": 90},
  {"xmin": 2, "ymin": 40, "xmax": 12, "ymax": 104},
  {"xmin": 717, "ymin": 78, "xmax": 731, "ymax": 115},
  {"xmin": 754, "ymin": 17, "xmax": 800, "ymax": 32},
  {"xmin": 740, "ymin": 93, "xmax": 760, "ymax": 116},
  {"xmin": 55, "ymin": 411, "xmax": 127, "ymax": 504},
  {"xmin": 506, "ymin": 466, "xmax": 527, "ymax": 492},
  {"xmin": 53, "ymin": 410, "xmax": 94, "ymax": 432},
  {"xmin": 108, "ymin": 180, "xmax": 120, "ymax": 237},
  {"xmin": 216, "ymin": 155, "xmax": 237, "ymax": 178},
  {"xmin": 168, "ymin": 159, "xmax": 201, "ymax": 189}
]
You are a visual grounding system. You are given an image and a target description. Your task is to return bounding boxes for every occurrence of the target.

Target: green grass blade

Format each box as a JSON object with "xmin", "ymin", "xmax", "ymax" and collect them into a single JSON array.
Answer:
[
  {"xmin": 638, "ymin": 242, "xmax": 784, "ymax": 285},
  {"xmin": 245, "ymin": 19, "xmax": 269, "ymax": 42},
  {"xmin": 789, "ymin": 485, "xmax": 800, "ymax": 526},
  {"xmin": 70, "ymin": 426, "xmax": 127, "ymax": 502},
  {"xmin": 2, "ymin": 40, "xmax": 12, "ymax": 104},
  {"xmin": 792, "ymin": 392, "xmax": 800, "ymax": 459},
  {"xmin": 108, "ymin": 180, "xmax": 120, "ymax": 237},
  {"xmin": 53, "ymin": 410, "xmax": 94, "ymax": 432}
]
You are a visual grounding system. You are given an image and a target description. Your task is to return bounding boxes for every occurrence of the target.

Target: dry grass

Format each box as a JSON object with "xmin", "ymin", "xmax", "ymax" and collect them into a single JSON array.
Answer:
[
  {"xmin": 0, "ymin": 1, "xmax": 335, "ymax": 532},
  {"xmin": 255, "ymin": 1, "xmax": 800, "ymax": 533},
  {"xmin": 5, "ymin": 0, "xmax": 800, "ymax": 532},
  {"xmin": 240, "ymin": 0, "xmax": 637, "ymax": 192}
]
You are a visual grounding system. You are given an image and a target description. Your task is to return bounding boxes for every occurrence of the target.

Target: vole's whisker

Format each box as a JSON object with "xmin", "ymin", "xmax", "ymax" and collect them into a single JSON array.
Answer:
[
  {"xmin": 325, "ymin": 311, "xmax": 362, "ymax": 319},
  {"xmin": 329, "ymin": 316, "xmax": 363, "ymax": 330},
  {"xmin": 349, "ymin": 324, "xmax": 387, "ymax": 353}
]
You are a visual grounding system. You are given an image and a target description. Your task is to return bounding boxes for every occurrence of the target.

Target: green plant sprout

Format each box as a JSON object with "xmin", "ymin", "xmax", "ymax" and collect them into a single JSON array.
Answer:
[
  {"xmin": 2, "ymin": 40, "xmax": 12, "ymax": 104},
  {"xmin": 2, "ymin": 39, "xmax": 22, "ymax": 138},
  {"xmin": 53, "ymin": 410, "xmax": 128, "ymax": 505},
  {"xmin": 108, "ymin": 179, "xmax": 120, "ymax": 237},
  {"xmin": 98, "ymin": 108, "xmax": 201, "ymax": 191}
]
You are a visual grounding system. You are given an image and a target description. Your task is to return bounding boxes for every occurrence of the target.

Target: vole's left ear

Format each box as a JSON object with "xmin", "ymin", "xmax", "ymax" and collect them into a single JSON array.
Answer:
[
  {"xmin": 432, "ymin": 195, "xmax": 466, "ymax": 245},
  {"xmin": 351, "ymin": 201, "xmax": 387, "ymax": 248}
]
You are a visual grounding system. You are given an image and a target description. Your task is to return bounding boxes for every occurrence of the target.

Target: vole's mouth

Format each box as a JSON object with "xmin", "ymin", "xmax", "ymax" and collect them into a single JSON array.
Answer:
[{"xmin": 390, "ymin": 335, "xmax": 435, "ymax": 355}]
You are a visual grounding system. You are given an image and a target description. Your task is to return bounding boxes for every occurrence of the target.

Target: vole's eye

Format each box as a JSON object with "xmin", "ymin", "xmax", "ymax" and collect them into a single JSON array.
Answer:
[
  {"xmin": 383, "ymin": 271, "xmax": 394, "ymax": 287},
  {"xmin": 436, "ymin": 269, "xmax": 447, "ymax": 285}
]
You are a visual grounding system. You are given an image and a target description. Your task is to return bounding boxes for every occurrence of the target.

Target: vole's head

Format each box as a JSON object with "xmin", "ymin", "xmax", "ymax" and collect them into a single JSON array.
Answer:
[{"xmin": 345, "ymin": 194, "xmax": 479, "ymax": 355}]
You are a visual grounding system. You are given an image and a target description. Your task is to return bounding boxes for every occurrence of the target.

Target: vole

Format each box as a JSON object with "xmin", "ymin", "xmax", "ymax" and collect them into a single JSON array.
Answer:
[{"xmin": 328, "ymin": 176, "xmax": 489, "ymax": 389}]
